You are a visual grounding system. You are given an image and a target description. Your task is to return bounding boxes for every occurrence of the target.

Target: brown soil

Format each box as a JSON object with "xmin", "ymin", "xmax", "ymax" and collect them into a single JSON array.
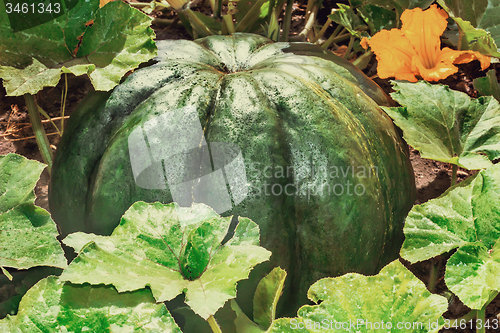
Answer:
[{"xmin": 1, "ymin": 3, "xmax": 499, "ymax": 331}]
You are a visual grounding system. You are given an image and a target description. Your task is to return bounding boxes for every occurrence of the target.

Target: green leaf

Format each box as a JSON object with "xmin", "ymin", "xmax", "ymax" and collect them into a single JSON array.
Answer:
[
  {"xmin": 382, "ymin": 81, "xmax": 500, "ymax": 170},
  {"xmin": 328, "ymin": 4, "xmax": 368, "ymax": 38},
  {"xmin": 268, "ymin": 260, "xmax": 447, "ymax": 333},
  {"xmin": 445, "ymin": 239, "xmax": 500, "ymax": 309},
  {"xmin": 0, "ymin": 0, "xmax": 156, "ymax": 96},
  {"xmin": 0, "ymin": 266, "xmax": 63, "ymax": 319},
  {"xmin": 437, "ymin": 0, "xmax": 500, "ymax": 57},
  {"xmin": 358, "ymin": 4, "xmax": 397, "ymax": 34},
  {"xmin": 231, "ymin": 300, "xmax": 264, "ymax": 333},
  {"xmin": 474, "ymin": 69, "xmax": 500, "ymax": 102},
  {"xmin": 453, "ymin": 17, "xmax": 500, "ymax": 58},
  {"xmin": 253, "ymin": 267, "xmax": 286, "ymax": 330},
  {"xmin": 60, "ymin": 202, "xmax": 271, "ymax": 320},
  {"xmin": 0, "ymin": 276, "xmax": 181, "ymax": 332},
  {"xmin": 401, "ymin": 163, "xmax": 500, "ymax": 308},
  {"xmin": 0, "ymin": 154, "xmax": 67, "ymax": 273}
]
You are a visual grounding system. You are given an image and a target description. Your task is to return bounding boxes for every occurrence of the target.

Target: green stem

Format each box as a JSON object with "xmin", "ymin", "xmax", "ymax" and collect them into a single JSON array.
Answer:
[
  {"xmin": 214, "ymin": 0, "xmax": 222, "ymax": 19},
  {"xmin": 152, "ymin": 18, "xmax": 175, "ymax": 25},
  {"xmin": 352, "ymin": 50, "xmax": 373, "ymax": 70},
  {"xmin": 454, "ymin": 310, "xmax": 477, "ymax": 323},
  {"xmin": 310, "ymin": 18, "xmax": 331, "ymax": 43},
  {"xmin": 222, "ymin": 14, "xmax": 235, "ymax": 34},
  {"xmin": 60, "ymin": 73, "xmax": 68, "ymax": 136},
  {"xmin": 321, "ymin": 30, "xmax": 349, "ymax": 49},
  {"xmin": 24, "ymin": 94, "xmax": 53, "ymax": 173},
  {"xmin": 282, "ymin": 0, "xmax": 293, "ymax": 41},
  {"xmin": 427, "ymin": 257, "xmax": 441, "ymax": 293},
  {"xmin": 477, "ymin": 306, "xmax": 486, "ymax": 333},
  {"xmin": 298, "ymin": 3, "xmax": 319, "ymax": 39},
  {"xmin": 207, "ymin": 315, "xmax": 222, "ymax": 333},
  {"xmin": 451, "ymin": 164, "xmax": 458, "ymax": 186},
  {"xmin": 208, "ymin": 0, "xmax": 215, "ymax": 12},
  {"xmin": 343, "ymin": 35, "xmax": 355, "ymax": 59},
  {"xmin": 37, "ymin": 105, "xmax": 61, "ymax": 136}
]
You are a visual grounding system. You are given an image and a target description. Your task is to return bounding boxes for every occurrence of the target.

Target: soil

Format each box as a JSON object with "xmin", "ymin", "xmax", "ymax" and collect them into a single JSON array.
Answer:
[{"xmin": 1, "ymin": 1, "xmax": 500, "ymax": 331}]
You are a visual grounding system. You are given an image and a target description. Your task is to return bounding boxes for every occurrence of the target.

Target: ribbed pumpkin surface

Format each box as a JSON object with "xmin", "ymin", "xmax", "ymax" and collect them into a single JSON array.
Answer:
[{"xmin": 49, "ymin": 33, "xmax": 415, "ymax": 318}]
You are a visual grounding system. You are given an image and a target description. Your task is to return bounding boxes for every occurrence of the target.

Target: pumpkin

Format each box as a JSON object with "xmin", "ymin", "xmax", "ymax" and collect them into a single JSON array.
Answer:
[{"xmin": 49, "ymin": 33, "xmax": 416, "ymax": 319}]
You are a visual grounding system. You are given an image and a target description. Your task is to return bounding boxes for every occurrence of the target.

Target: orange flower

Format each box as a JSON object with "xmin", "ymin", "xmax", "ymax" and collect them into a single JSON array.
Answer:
[{"xmin": 360, "ymin": 5, "xmax": 491, "ymax": 82}]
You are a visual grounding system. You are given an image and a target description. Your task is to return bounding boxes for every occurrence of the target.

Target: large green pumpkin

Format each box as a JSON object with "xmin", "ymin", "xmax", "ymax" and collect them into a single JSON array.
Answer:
[{"xmin": 49, "ymin": 33, "xmax": 415, "ymax": 319}]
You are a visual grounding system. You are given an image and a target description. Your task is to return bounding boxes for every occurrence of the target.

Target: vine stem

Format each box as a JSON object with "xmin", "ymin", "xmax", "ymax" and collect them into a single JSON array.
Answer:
[
  {"xmin": 427, "ymin": 256, "xmax": 441, "ymax": 293},
  {"xmin": 282, "ymin": 0, "xmax": 294, "ymax": 41},
  {"xmin": 310, "ymin": 18, "xmax": 331, "ymax": 43},
  {"xmin": 477, "ymin": 306, "xmax": 486, "ymax": 333},
  {"xmin": 24, "ymin": 94, "xmax": 53, "ymax": 174},
  {"xmin": 207, "ymin": 315, "xmax": 222, "ymax": 333},
  {"xmin": 451, "ymin": 164, "xmax": 458, "ymax": 186},
  {"xmin": 343, "ymin": 35, "xmax": 355, "ymax": 59}
]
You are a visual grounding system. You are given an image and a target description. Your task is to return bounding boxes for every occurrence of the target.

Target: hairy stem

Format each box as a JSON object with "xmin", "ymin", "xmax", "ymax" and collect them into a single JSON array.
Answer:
[
  {"xmin": 207, "ymin": 315, "xmax": 222, "ymax": 333},
  {"xmin": 282, "ymin": 0, "xmax": 294, "ymax": 41},
  {"xmin": 343, "ymin": 35, "xmax": 355, "ymax": 59},
  {"xmin": 451, "ymin": 164, "xmax": 458, "ymax": 186},
  {"xmin": 427, "ymin": 257, "xmax": 441, "ymax": 293},
  {"xmin": 25, "ymin": 94, "xmax": 53, "ymax": 173},
  {"xmin": 310, "ymin": 18, "xmax": 332, "ymax": 43}
]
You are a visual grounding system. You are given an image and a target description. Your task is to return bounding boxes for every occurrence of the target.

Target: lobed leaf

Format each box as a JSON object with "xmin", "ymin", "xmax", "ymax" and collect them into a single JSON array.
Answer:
[
  {"xmin": 382, "ymin": 80, "xmax": 500, "ymax": 170},
  {"xmin": 401, "ymin": 164, "xmax": 500, "ymax": 309},
  {"xmin": 60, "ymin": 201, "xmax": 271, "ymax": 319},
  {"xmin": 0, "ymin": 0, "xmax": 156, "ymax": 96},
  {"xmin": 267, "ymin": 260, "xmax": 447, "ymax": 333},
  {"xmin": 0, "ymin": 276, "xmax": 181, "ymax": 332},
  {"xmin": 0, "ymin": 154, "xmax": 66, "ymax": 274}
]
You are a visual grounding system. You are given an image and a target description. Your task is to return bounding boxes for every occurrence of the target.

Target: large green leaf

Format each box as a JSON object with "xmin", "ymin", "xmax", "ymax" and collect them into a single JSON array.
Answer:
[
  {"xmin": 0, "ymin": 0, "xmax": 156, "ymax": 96},
  {"xmin": 60, "ymin": 202, "xmax": 271, "ymax": 319},
  {"xmin": 382, "ymin": 81, "xmax": 500, "ymax": 170},
  {"xmin": 401, "ymin": 164, "xmax": 500, "ymax": 309},
  {"xmin": 268, "ymin": 260, "xmax": 447, "ymax": 333},
  {"xmin": 437, "ymin": 0, "xmax": 500, "ymax": 57},
  {"xmin": 0, "ymin": 276, "xmax": 181, "ymax": 332},
  {"xmin": 0, "ymin": 154, "xmax": 66, "ymax": 275},
  {"xmin": 474, "ymin": 69, "xmax": 500, "ymax": 102}
]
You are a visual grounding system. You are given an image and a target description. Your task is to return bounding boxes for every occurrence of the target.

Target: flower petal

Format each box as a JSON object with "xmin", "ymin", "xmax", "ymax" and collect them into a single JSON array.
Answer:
[
  {"xmin": 362, "ymin": 29, "xmax": 418, "ymax": 82},
  {"xmin": 411, "ymin": 55, "xmax": 458, "ymax": 82},
  {"xmin": 450, "ymin": 49, "xmax": 491, "ymax": 70},
  {"xmin": 401, "ymin": 4, "xmax": 448, "ymax": 70}
]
